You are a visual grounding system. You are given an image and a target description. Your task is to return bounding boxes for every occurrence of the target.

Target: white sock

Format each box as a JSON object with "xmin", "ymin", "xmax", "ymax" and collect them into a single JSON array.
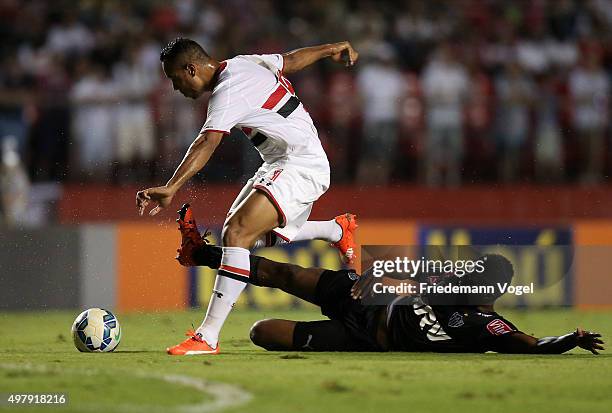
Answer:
[
  {"xmin": 292, "ymin": 220, "xmax": 342, "ymax": 243},
  {"xmin": 196, "ymin": 246, "xmax": 250, "ymax": 346}
]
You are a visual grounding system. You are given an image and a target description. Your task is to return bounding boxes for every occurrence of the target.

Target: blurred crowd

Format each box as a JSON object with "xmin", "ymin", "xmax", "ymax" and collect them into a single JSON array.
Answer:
[{"xmin": 2, "ymin": 0, "xmax": 612, "ymax": 189}]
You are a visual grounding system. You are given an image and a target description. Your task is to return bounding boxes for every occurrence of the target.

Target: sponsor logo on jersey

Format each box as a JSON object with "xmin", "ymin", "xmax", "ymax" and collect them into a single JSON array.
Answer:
[
  {"xmin": 448, "ymin": 312, "xmax": 464, "ymax": 328},
  {"xmin": 486, "ymin": 319, "xmax": 514, "ymax": 336}
]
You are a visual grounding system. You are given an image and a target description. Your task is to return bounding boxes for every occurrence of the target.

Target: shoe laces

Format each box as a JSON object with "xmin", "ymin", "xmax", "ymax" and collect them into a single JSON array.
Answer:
[{"xmin": 185, "ymin": 328, "xmax": 204, "ymax": 343}]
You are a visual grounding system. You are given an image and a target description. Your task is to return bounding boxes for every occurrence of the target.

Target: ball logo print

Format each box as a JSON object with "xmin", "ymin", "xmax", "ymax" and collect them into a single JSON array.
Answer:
[{"xmin": 71, "ymin": 308, "xmax": 122, "ymax": 352}]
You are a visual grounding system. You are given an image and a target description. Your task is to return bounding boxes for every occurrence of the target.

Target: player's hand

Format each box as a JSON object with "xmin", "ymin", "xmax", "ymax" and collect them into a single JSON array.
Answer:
[
  {"xmin": 331, "ymin": 41, "xmax": 358, "ymax": 67},
  {"xmin": 576, "ymin": 328, "xmax": 605, "ymax": 354},
  {"xmin": 136, "ymin": 186, "xmax": 176, "ymax": 216}
]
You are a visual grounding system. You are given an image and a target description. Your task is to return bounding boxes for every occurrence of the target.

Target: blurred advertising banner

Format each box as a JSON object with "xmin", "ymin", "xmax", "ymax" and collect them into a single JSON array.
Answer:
[
  {"xmin": 415, "ymin": 226, "xmax": 573, "ymax": 307},
  {"xmin": 1, "ymin": 221, "xmax": 611, "ymax": 311},
  {"xmin": 360, "ymin": 244, "xmax": 575, "ymax": 308}
]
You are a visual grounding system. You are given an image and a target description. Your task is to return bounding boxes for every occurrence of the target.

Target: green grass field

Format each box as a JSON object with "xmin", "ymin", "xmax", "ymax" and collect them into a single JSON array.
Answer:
[{"xmin": 1, "ymin": 309, "xmax": 611, "ymax": 413}]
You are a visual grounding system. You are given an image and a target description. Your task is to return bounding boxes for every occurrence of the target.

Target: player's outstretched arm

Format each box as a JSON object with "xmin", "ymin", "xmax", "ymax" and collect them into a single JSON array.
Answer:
[
  {"xmin": 282, "ymin": 41, "xmax": 358, "ymax": 74},
  {"xmin": 136, "ymin": 131, "xmax": 223, "ymax": 216},
  {"xmin": 494, "ymin": 328, "xmax": 605, "ymax": 354}
]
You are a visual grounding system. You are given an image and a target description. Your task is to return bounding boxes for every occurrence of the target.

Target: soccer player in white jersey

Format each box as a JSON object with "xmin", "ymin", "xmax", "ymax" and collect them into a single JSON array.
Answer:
[{"xmin": 136, "ymin": 38, "xmax": 359, "ymax": 355}]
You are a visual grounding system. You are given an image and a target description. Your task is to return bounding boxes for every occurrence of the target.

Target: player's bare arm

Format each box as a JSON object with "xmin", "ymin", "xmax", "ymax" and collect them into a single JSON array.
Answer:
[
  {"xmin": 495, "ymin": 328, "xmax": 605, "ymax": 354},
  {"xmin": 282, "ymin": 41, "xmax": 359, "ymax": 73},
  {"xmin": 136, "ymin": 131, "xmax": 223, "ymax": 216}
]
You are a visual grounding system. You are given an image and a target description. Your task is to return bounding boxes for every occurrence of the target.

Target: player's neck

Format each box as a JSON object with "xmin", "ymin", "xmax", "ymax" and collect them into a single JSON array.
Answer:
[{"xmin": 203, "ymin": 60, "xmax": 222, "ymax": 91}]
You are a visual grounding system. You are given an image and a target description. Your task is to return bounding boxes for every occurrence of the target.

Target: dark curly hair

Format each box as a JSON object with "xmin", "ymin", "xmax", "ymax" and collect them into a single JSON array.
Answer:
[
  {"xmin": 423, "ymin": 253, "xmax": 515, "ymax": 306},
  {"xmin": 159, "ymin": 37, "xmax": 210, "ymax": 66}
]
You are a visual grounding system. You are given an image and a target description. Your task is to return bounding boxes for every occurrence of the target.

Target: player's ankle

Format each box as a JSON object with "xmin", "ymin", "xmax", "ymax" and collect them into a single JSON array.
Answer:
[{"xmin": 197, "ymin": 331, "xmax": 218, "ymax": 348}]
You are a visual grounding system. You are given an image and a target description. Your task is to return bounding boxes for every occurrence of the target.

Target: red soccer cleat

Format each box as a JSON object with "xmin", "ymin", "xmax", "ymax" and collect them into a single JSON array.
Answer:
[
  {"xmin": 166, "ymin": 330, "xmax": 220, "ymax": 355},
  {"xmin": 331, "ymin": 213, "xmax": 358, "ymax": 264},
  {"xmin": 176, "ymin": 203, "xmax": 206, "ymax": 266}
]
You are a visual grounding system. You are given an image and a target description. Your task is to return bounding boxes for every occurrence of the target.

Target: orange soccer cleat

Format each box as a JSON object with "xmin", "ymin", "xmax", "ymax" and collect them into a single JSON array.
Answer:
[
  {"xmin": 166, "ymin": 330, "xmax": 220, "ymax": 355},
  {"xmin": 176, "ymin": 203, "xmax": 206, "ymax": 266},
  {"xmin": 331, "ymin": 213, "xmax": 358, "ymax": 264}
]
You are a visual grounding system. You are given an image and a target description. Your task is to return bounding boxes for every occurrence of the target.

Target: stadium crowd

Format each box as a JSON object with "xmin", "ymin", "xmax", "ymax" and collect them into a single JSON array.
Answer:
[{"xmin": 2, "ymin": 0, "xmax": 612, "ymax": 187}]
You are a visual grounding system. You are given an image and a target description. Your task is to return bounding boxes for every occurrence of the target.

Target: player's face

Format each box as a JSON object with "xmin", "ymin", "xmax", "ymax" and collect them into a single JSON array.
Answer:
[{"xmin": 162, "ymin": 62, "xmax": 202, "ymax": 99}]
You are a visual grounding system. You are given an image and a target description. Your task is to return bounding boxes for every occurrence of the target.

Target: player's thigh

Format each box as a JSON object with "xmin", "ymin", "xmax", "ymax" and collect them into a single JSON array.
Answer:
[
  {"xmin": 222, "ymin": 190, "xmax": 283, "ymax": 246},
  {"xmin": 225, "ymin": 176, "xmax": 257, "ymax": 223},
  {"xmin": 256, "ymin": 259, "xmax": 325, "ymax": 305},
  {"xmin": 224, "ymin": 163, "xmax": 276, "ymax": 224}
]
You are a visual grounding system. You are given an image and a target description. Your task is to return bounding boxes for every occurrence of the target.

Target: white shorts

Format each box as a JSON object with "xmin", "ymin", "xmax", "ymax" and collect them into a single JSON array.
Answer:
[{"xmin": 226, "ymin": 160, "xmax": 330, "ymax": 242}]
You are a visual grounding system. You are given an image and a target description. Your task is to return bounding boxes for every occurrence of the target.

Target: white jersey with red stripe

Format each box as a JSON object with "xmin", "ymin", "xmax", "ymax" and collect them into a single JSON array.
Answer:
[{"xmin": 201, "ymin": 54, "xmax": 329, "ymax": 173}]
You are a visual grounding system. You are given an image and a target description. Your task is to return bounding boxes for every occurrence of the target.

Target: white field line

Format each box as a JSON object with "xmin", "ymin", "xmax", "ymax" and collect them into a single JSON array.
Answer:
[{"xmin": 0, "ymin": 363, "xmax": 252, "ymax": 413}]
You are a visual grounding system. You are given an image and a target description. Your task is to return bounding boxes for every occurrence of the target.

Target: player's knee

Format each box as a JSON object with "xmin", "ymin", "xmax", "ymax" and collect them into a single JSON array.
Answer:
[
  {"xmin": 249, "ymin": 319, "xmax": 275, "ymax": 349},
  {"xmin": 222, "ymin": 218, "xmax": 253, "ymax": 247}
]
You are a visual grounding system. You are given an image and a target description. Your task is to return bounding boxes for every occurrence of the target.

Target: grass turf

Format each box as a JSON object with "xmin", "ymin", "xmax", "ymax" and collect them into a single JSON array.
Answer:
[{"xmin": 0, "ymin": 309, "xmax": 610, "ymax": 413}]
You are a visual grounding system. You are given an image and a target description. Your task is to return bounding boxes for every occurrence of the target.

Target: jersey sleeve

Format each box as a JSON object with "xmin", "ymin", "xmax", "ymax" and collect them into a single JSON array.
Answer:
[
  {"xmin": 200, "ymin": 81, "xmax": 249, "ymax": 134},
  {"xmin": 484, "ymin": 318, "xmax": 518, "ymax": 337},
  {"xmin": 476, "ymin": 317, "xmax": 520, "ymax": 352}
]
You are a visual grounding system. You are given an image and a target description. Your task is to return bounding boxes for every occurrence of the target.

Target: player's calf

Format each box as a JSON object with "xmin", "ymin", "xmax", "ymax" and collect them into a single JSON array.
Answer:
[{"xmin": 221, "ymin": 220, "xmax": 258, "ymax": 249}]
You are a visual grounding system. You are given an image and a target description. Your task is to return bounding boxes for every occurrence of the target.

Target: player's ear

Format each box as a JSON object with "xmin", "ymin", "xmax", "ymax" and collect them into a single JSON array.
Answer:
[{"xmin": 186, "ymin": 63, "xmax": 196, "ymax": 77}]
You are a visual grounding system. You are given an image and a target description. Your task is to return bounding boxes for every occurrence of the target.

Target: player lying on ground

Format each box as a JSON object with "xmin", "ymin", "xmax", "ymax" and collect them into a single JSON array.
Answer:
[
  {"xmin": 135, "ymin": 38, "xmax": 359, "ymax": 354},
  {"xmin": 175, "ymin": 206, "xmax": 604, "ymax": 354}
]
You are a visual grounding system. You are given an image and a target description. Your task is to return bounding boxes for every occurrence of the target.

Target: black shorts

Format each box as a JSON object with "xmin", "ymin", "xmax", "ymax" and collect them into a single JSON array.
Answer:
[{"xmin": 292, "ymin": 269, "xmax": 384, "ymax": 352}]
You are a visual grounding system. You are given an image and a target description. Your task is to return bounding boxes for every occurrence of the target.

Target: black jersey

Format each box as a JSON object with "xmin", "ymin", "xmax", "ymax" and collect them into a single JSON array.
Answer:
[{"xmin": 387, "ymin": 297, "xmax": 520, "ymax": 353}]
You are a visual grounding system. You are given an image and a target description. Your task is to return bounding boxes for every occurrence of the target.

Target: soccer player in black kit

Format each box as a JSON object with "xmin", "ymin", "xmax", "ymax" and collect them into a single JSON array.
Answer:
[{"xmin": 176, "ymin": 205, "xmax": 604, "ymax": 355}]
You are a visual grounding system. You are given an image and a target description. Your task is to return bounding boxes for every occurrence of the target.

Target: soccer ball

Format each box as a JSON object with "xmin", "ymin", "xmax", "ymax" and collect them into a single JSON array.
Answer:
[{"xmin": 71, "ymin": 308, "xmax": 121, "ymax": 352}]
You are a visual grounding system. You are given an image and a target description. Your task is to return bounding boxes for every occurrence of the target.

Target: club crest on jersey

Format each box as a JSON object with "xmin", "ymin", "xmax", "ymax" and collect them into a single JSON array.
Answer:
[
  {"xmin": 347, "ymin": 271, "xmax": 358, "ymax": 281},
  {"xmin": 486, "ymin": 319, "xmax": 514, "ymax": 336},
  {"xmin": 448, "ymin": 312, "xmax": 464, "ymax": 328}
]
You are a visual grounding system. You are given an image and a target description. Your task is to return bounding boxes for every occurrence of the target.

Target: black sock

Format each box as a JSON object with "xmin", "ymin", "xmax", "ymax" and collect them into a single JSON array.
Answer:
[{"xmin": 192, "ymin": 244, "xmax": 223, "ymax": 268}]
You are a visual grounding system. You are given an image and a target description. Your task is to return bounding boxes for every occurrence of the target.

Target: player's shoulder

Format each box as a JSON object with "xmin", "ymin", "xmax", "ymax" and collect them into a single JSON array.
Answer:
[
  {"xmin": 232, "ymin": 54, "xmax": 284, "ymax": 74},
  {"xmin": 209, "ymin": 59, "xmax": 245, "ymax": 93},
  {"xmin": 215, "ymin": 55, "xmax": 268, "ymax": 82}
]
